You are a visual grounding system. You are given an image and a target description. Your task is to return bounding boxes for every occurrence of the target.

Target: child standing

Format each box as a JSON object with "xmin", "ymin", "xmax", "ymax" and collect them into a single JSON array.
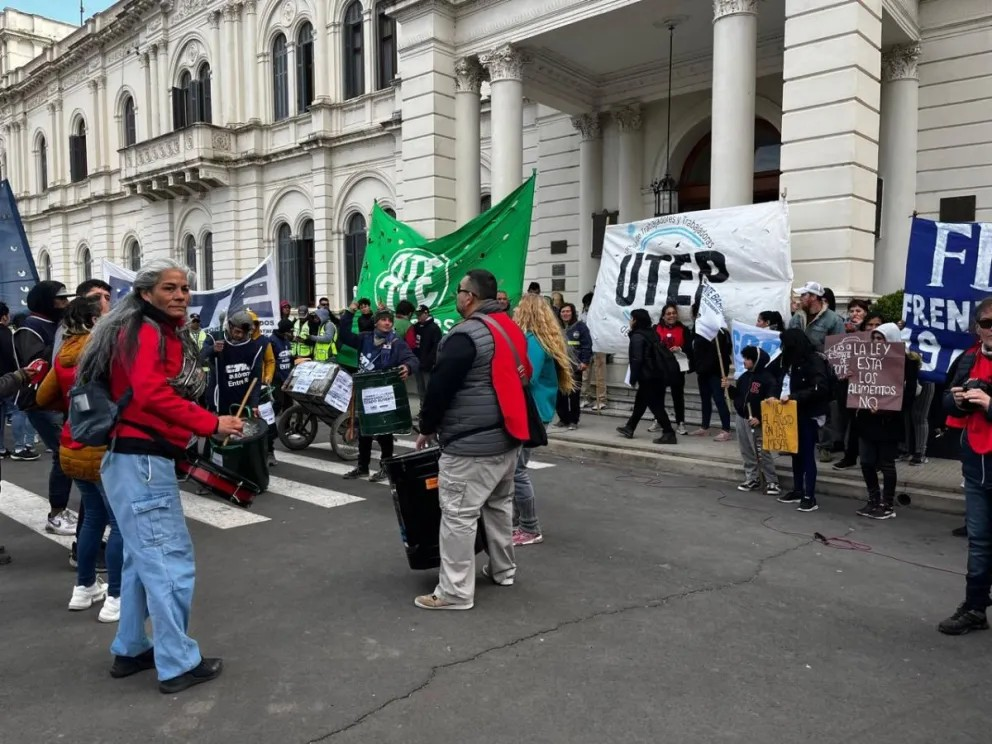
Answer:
[{"xmin": 724, "ymin": 346, "xmax": 780, "ymax": 495}]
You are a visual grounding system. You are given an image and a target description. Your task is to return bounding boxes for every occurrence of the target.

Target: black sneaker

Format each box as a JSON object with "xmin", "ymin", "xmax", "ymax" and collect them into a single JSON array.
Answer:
[
  {"xmin": 616, "ymin": 426, "xmax": 634, "ymax": 439},
  {"xmin": 159, "ymin": 657, "xmax": 223, "ymax": 694},
  {"xmin": 870, "ymin": 503, "xmax": 896, "ymax": 520},
  {"xmin": 368, "ymin": 468, "xmax": 388, "ymax": 483},
  {"xmin": 343, "ymin": 467, "xmax": 369, "ymax": 480},
  {"xmin": 110, "ymin": 648, "xmax": 156, "ymax": 678},
  {"xmin": 10, "ymin": 447, "xmax": 40, "ymax": 461},
  {"xmin": 832, "ymin": 458, "xmax": 857, "ymax": 471},
  {"xmin": 737, "ymin": 480, "xmax": 761, "ymax": 492},
  {"xmin": 952, "ymin": 525, "xmax": 968, "ymax": 538},
  {"xmin": 69, "ymin": 541, "xmax": 78, "ymax": 569},
  {"xmin": 777, "ymin": 490, "xmax": 802, "ymax": 504},
  {"xmin": 652, "ymin": 432, "xmax": 677, "ymax": 445},
  {"xmin": 938, "ymin": 604, "xmax": 989, "ymax": 635},
  {"xmin": 855, "ymin": 497, "xmax": 878, "ymax": 518},
  {"xmin": 797, "ymin": 496, "xmax": 819, "ymax": 512},
  {"xmin": 909, "ymin": 455, "xmax": 928, "ymax": 466}
]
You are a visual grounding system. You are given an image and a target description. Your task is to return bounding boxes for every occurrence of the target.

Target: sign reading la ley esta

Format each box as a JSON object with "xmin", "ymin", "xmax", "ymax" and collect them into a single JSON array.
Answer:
[{"xmin": 825, "ymin": 333, "xmax": 905, "ymax": 411}]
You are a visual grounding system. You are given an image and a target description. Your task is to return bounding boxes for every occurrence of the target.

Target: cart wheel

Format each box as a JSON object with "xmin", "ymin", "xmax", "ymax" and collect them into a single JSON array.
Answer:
[
  {"xmin": 276, "ymin": 404, "xmax": 318, "ymax": 450},
  {"xmin": 330, "ymin": 410, "xmax": 360, "ymax": 461}
]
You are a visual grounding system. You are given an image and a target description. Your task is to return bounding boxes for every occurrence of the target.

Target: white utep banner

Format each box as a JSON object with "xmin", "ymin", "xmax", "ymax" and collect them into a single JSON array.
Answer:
[
  {"xmin": 587, "ymin": 201, "xmax": 793, "ymax": 354},
  {"xmin": 103, "ymin": 255, "xmax": 281, "ymax": 334},
  {"xmin": 693, "ymin": 281, "xmax": 727, "ymax": 341}
]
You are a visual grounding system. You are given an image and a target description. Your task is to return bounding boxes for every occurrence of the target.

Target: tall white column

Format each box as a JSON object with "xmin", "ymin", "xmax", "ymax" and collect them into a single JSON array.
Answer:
[
  {"xmin": 148, "ymin": 44, "xmax": 160, "ymax": 137},
  {"xmin": 363, "ymin": 6, "xmax": 374, "ymax": 95},
  {"xmin": 710, "ymin": 0, "xmax": 758, "ymax": 208},
  {"xmin": 313, "ymin": 0, "xmax": 329, "ymax": 102},
  {"xmin": 89, "ymin": 79, "xmax": 103, "ymax": 171},
  {"xmin": 157, "ymin": 43, "xmax": 169, "ymax": 134},
  {"xmin": 139, "ymin": 52, "xmax": 152, "ymax": 138},
  {"xmin": 572, "ymin": 114, "xmax": 603, "ymax": 295},
  {"xmin": 5, "ymin": 124, "xmax": 17, "ymax": 194},
  {"xmin": 210, "ymin": 11, "xmax": 223, "ymax": 125},
  {"xmin": 244, "ymin": 0, "xmax": 258, "ymax": 122},
  {"xmin": 287, "ymin": 42, "xmax": 298, "ymax": 115},
  {"xmin": 481, "ymin": 44, "xmax": 525, "ymax": 202},
  {"xmin": 98, "ymin": 76, "xmax": 109, "ymax": 167},
  {"xmin": 48, "ymin": 102, "xmax": 60, "ymax": 185},
  {"xmin": 224, "ymin": 4, "xmax": 239, "ymax": 124},
  {"xmin": 613, "ymin": 105, "xmax": 643, "ymax": 222},
  {"xmin": 327, "ymin": 22, "xmax": 341, "ymax": 102},
  {"xmin": 454, "ymin": 57, "xmax": 483, "ymax": 226},
  {"xmin": 876, "ymin": 43, "xmax": 921, "ymax": 294}
]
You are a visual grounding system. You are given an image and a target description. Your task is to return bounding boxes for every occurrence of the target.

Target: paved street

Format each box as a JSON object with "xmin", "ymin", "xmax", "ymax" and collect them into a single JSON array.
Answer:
[{"xmin": 0, "ymin": 437, "xmax": 986, "ymax": 744}]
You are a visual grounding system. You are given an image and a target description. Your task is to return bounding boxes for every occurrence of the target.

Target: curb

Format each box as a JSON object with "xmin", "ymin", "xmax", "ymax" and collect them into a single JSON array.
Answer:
[{"xmin": 546, "ymin": 437, "xmax": 965, "ymax": 516}]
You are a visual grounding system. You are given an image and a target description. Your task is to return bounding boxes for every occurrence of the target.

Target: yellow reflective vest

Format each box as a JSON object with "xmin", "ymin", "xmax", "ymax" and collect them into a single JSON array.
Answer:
[
  {"xmin": 291, "ymin": 319, "xmax": 313, "ymax": 358},
  {"xmin": 312, "ymin": 321, "xmax": 337, "ymax": 362}
]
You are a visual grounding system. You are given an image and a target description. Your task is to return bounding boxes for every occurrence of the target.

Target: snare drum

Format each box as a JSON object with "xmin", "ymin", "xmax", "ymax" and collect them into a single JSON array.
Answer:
[{"xmin": 176, "ymin": 458, "xmax": 260, "ymax": 507}]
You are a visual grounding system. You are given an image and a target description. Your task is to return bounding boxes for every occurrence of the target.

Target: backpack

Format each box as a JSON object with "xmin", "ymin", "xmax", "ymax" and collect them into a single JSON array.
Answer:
[
  {"xmin": 815, "ymin": 352, "xmax": 840, "ymax": 399},
  {"xmin": 644, "ymin": 335, "xmax": 681, "ymax": 384},
  {"xmin": 68, "ymin": 381, "xmax": 132, "ymax": 447}
]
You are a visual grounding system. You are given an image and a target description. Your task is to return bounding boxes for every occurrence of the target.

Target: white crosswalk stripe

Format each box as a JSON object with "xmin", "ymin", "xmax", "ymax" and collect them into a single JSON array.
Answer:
[
  {"xmin": 307, "ymin": 440, "xmax": 557, "ymax": 470},
  {"xmin": 0, "ymin": 480, "xmax": 75, "ymax": 549},
  {"xmin": 177, "ymin": 491, "xmax": 271, "ymax": 529}
]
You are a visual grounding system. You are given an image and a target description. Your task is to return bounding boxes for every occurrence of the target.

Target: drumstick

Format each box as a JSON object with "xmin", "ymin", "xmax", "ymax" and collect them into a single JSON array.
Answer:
[
  {"xmin": 222, "ymin": 378, "xmax": 258, "ymax": 447},
  {"xmin": 347, "ymin": 393, "xmax": 356, "ymax": 441}
]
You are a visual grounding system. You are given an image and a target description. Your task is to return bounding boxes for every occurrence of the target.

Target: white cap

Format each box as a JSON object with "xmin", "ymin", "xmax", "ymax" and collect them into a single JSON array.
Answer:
[{"xmin": 794, "ymin": 281, "xmax": 825, "ymax": 297}]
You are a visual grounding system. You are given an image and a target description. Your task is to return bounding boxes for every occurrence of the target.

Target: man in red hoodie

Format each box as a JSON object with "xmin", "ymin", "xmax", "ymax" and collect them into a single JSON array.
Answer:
[
  {"xmin": 77, "ymin": 259, "xmax": 243, "ymax": 693},
  {"xmin": 414, "ymin": 269, "xmax": 530, "ymax": 610}
]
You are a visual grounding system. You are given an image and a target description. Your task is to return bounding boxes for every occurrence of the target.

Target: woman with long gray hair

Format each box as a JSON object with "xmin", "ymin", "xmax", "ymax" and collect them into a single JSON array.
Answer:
[{"xmin": 79, "ymin": 259, "xmax": 243, "ymax": 694}]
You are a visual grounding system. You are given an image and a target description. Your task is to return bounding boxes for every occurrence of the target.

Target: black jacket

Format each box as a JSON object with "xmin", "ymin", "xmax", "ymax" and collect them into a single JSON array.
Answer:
[
  {"xmin": 0, "ymin": 324, "xmax": 16, "ymax": 375},
  {"xmin": 628, "ymin": 328, "xmax": 662, "ymax": 387},
  {"xmin": 414, "ymin": 317, "xmax": 442, "ymax": 372},
  {"xmin": 691, "ymin": 328, "xmax": 731, "ymax": 378},
  {"xmin": 854, "ymin": 354, "xmax": 920, "ymax": 442},
  {"xmin": 728, "ymin": 349, "xmax": 778, "ymax": 420}
]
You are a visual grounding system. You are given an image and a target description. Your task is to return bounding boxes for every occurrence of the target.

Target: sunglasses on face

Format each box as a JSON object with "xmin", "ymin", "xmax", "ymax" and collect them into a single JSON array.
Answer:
[{"xmin": 978, "ymin": 319, "xmax": 992, "ymax": 330}]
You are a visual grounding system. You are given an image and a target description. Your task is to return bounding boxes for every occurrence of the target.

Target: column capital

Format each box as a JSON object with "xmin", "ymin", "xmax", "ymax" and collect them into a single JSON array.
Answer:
[
  {"xmin": 139, "ymin": 51, "xmax": 150, "ymax": 67},
  {"xmin": 570, "ymin": 113, "xmax": 601, "ymax": 141},
  {"xmin": 454, "ymin": 57, "xmax": 484, "ymax": 93},
  {"xmin": 223, "ymin": 3, "xmax": 240, "ymax": 22},
  {"xmin": 88, "ymin": 78, "xmax": 99, "ymax": 92},
  {"xmin": 208, "ymin": 9, "xmax": 222, "ymax": 28},
  {"xmin": 882, "ymin": 42, "xmax": 921, "ymax": 82},
  {"xmin": 612, "ymin": 104, "xmax": 641, "ymax": 133},
  {"xmin": 713, "ymin": 0, "xmax": 759, "ymax": 20},
  {"xmin": 480, "ymin": 44, "xmax": 527, "ymax": 83},
  {"xmin": 244, "ymin": 0, "xmax": 257, "ymax": 14}
]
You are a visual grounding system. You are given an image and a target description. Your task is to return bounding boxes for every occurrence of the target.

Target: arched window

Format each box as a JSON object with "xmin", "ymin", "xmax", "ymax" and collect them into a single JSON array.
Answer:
[
  {"xmin": 343, "ymin": 212, "xmax": 367, "ymax": 302},
  {"xmin": 37, "ymin": 134, "xmax": 48, "ymax": 192},
  {"xmin": 201, "ymin": 232, "xmax": 214, "ymax": 290},
  {"xmin": 376, "ymin": 11, "xmax": 396, "ymax": 89},
  {"xmin": 480, "ymin": 194, "xmax": 492, "ymax": 212},
  {"xmin": 343, "ymin": 1, "xmax": 364, "ymax": 100},
  {"xmin": 276, "ymin": 221, "xmax": 316, "ymax": 307},
  {"xmin": 123, "ymin": 95, "xmax": 137, "ymax": 147},
  {"xmin": 69, "ymin": 119, "xmax": 88, "ymax": 183},
  {"xmin": 173, "ymin": 65, "xmax": 212, "ymax": 129},
  {"xmin": 197, "ymin": 63, "xmax": 213, "ymax": 123},
  {"xmin": 677, "ymin": 119, "xmax": 781, "ymax": 213},
  {"xmin": 272, "ymin": 33, "xmax": 289, "ymax": 121},
  {"xmin": 383, "ymin": 206, "xmax": 396, "ymax": 218},
  {"xmin": 184, "ymin": 234, "xmax": 198, "ymax": 289},
  {"xmin": 296, "ymin": 22, "xmax": 315, "ymax": 113},
  {"xmin": 276, "ymin": 222, "xmax": 295, "ymax": 302},
  {"xmin": 40, "ymin": 251, "xmax": 52, "ymax": 281},
  {"xmin": 125, "ymin": 238, "xmax": 141, "ymax": 271},
  {"xmin": 78, "ymin": 245, "xmax": 92, "ymax": 282}
]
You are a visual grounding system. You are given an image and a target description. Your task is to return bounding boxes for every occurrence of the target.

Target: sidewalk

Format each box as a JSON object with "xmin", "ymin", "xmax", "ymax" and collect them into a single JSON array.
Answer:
[{"xmin": 545, "ymin": 408, "xmax": 965, "ymax": 515}]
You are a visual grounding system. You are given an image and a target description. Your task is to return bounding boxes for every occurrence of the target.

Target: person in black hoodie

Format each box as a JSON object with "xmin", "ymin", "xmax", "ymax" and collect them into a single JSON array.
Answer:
[
  {"xmin": 775, "ymin": 329, "xmax": 832, "ymax": 512},
  {"xmin": 413, "ymin": 305, "xmax": 442, "ymax": 398},
  {"xmin": 688, "ymin": 302, "xmax": 733, "ymax": 441},
  {"xmin": 616, "ymin": 309, "xmax": 677, "ymax": 444},
  {"xmin": 724, "ymin": 346, "xmax": 780, "ymax": 496}
]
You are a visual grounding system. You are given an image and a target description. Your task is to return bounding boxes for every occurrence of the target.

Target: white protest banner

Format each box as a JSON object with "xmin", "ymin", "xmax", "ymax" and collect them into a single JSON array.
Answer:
[
  {"xmin": 694, "ymin": 281, "xmax": 727, "ymax": 341},
  {"xmin": 324, "ymin": 370, "xmax": 354, "ymax": 411},
  {"xmin": 103, "ymin": 255, "xmax": 281, "ymax": 334},
  {"xmin": 731, "ymin": 321, "xmax": 782, "ymax": 379},
  {"xmin": 587, "ymin": 201, "xmax": 793, "ymax": 354}
]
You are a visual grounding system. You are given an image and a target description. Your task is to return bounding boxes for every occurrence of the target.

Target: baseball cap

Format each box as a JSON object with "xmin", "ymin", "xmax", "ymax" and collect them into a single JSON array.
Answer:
[
  {"xmin": 277, "ymin": 319, "xmax": 294, "ymax": 333},
  {"xmin": 189, "ymin": 313, "xmax": 201, "ymax": 322},
  {"xmin": 280, "ymin": 300, "xmax": 291, "ymax": 309},
  {"xmin": 54, "ymin": 287, "xmax": 75, "ymax": 299},
  {"xmin": 374, "ymin": 308, "xmax": 395, "ymax": 322},
  {"xmin": 416, "ymin": 305, "xmax": 430, "ymax": 315},
  {"xmin": 794, "ymin": 281, "xmax": 825, "ymax": 297}
]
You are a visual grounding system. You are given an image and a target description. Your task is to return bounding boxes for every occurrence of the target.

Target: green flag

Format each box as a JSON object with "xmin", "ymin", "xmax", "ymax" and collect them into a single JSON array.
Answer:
[{"xmin": 357, "ymin": 173, "xmax": 536, "ymax": 333}]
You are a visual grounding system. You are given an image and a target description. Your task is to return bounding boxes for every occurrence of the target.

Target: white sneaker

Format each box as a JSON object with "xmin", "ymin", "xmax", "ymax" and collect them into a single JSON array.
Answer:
[
  {"xmin": 676, "ymin": 424, "xmax": 688, "ymax": 436},
  {"xmin": 98, "ymin": 595, "xmax": 121, "ymax": 623},
  {"xmin": 46, "ymin": 510, "xmax": 78, "ymax": 536},
  {"xmin": 647, "ymin": 422, "xmax": 661, "ymax": 432},
  {"xmin": 68, "ymin": 578, "xmax": 107, "ymax": 611}
]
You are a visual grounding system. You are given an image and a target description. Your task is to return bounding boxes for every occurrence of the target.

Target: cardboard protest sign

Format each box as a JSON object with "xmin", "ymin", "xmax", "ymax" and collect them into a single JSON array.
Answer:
[
  {"xmin": 761, "ymin": 399, "xmax": 798, "ymax": 454},
  {"xmin": 825, "ymin": 333, "xmax": 905, "ymax": 411}
]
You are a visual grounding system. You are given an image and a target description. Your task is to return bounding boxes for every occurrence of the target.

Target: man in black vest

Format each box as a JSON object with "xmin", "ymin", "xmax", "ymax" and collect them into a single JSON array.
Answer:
[{"xmin": 202, "ymin": 311, "xmax": 263, "ymax": 416}]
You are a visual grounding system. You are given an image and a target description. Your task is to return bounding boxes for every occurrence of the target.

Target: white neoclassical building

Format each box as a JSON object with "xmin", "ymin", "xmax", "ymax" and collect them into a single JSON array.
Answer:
[{"xmin": 0, "ymin": 0, "xmax": 989, "ymax": 308}]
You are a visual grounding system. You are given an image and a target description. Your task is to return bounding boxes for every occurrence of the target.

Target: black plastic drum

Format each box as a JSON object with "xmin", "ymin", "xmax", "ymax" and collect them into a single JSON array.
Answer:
[
  {"xmin": 205, "ymin": 416, "xmax": 270, "ymax": 494},
  {"xmin": 383, "ymin": 448, "xmax": 486, "ymax": 570}
]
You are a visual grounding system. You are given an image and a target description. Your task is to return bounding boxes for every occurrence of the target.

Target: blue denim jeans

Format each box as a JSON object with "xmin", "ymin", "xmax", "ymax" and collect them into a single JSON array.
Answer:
[
  {"xmin": 8, "ymin": 402, "xmax": 36, "ymax": 450},
  {"xmin": 74, "ymin": 479, "xmax": 123, "ymax": 597},
  {"xmin": 101, "ymin": 452, "xmax": 202, "ymax": 681},
  {"xmin": 26, "ymin": 409, "xmax": 73, "ymax": 512},
  {"xmin": 698, "ymin": 374, "xmax": 731, "ymax": 431},
  {"xmin": 963, "ymin": 474, "xmax": 992, "ymax": 611},
  {"xmin": 791, "ymin": 417, "xmax": 820, "ymax": 500},
  {"xmin": 512, "ymin": 447, "xmax": 541, "ymax": 534}
]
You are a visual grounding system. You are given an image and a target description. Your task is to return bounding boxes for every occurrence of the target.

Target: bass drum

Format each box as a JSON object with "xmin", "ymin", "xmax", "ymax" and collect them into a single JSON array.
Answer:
[{"xmin": 205, "ymin": 417, "xmax": 270, "ymax": 494}]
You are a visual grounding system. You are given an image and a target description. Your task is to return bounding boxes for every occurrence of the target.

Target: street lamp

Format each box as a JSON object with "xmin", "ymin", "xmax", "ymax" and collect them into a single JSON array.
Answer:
[{"xmin": 652, "ymin": 21, "xmax": 680, "ymax": 217}]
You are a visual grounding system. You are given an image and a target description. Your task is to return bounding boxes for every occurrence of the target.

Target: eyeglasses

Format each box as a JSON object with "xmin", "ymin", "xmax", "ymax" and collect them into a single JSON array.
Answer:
[
  {"xmin": 978, "ymin": 319, "xmax": 992, "ymax": 330},
  {"xmin": 457, "ymin": 289, "xmax": 474, "ymax": 296}
]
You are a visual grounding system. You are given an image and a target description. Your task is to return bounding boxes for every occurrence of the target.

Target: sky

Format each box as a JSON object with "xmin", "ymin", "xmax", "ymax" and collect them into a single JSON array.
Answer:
[{"xmin": 3, "ymin": 0, "xmax": 117, "ymax": 25}]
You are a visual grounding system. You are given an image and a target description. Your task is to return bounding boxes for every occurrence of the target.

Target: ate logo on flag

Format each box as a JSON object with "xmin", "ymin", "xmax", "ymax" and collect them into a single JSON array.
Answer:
[{"xmin": 375, "ymin": 248, "xmax": 452, "ymax": 308}]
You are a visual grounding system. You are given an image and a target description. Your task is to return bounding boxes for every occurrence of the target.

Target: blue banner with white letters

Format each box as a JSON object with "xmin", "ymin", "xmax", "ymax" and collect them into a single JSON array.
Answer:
[
  {"xmin": 0, "ymin": 180, "xmax": 39, "ymax": 312},
  {"xmin": 731, "ymin": 321, "xmax": 781, "ymax": 379},
  {"xmin": 902, "ymin": 216, "xmax": 992, "ymax": 383}
]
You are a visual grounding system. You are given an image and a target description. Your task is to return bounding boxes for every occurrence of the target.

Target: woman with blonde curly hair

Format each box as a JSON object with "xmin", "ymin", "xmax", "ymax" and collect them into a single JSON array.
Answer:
[{"xmin": 510, "ymin": 294, "xmax": 575, "ymax": 546}]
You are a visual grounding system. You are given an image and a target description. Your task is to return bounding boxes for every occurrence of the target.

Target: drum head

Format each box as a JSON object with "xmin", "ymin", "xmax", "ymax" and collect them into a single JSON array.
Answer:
[{"xmin": 212, "ymin": 417, "xmax": 267, "ymax": 446}]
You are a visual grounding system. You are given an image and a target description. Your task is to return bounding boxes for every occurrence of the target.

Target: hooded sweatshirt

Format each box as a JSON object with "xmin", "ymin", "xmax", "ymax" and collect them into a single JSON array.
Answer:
[
  {"xmin": 854, "ymin": 322, "xmax": 918, "ymax": 442},
  {"xmin": 728, "ymin": 348, "xmax": 777, "ymax": 420},
  {"xmin": 779, "ymin": 329, "xmax": 831, "ymax": 419},
  {"xmin": 12, "ymin": 281, "xmax": 68, "ymax": 407}
]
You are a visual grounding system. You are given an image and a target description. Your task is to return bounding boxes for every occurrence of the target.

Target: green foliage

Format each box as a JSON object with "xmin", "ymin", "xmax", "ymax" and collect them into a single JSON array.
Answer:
[{"xmin": 872, "ymin": 290, "xmax": 904, "ymax": 323}]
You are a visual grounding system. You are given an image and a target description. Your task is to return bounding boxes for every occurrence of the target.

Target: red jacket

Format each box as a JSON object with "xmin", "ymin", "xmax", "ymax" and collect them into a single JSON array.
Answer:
[
  {"xmin": 110, "ymin": 321, "xmax": 218, "ymax": 451},
  {"xmin": 486, "ymin": 312, "xmax": 532, "ymax": 442},
  {"xmin": 656, "ymin": 323, "xmax": 687, "ymax": 351}
]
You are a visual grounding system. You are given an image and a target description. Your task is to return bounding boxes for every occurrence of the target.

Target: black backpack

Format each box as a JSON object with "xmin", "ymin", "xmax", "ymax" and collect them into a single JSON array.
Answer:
[{"xmin": 644, "ymin": 335, "xmax": 681, "ymax": 384}]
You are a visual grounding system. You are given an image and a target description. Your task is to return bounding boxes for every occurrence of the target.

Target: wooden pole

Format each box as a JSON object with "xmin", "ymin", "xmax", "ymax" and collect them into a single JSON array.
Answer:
[{"xmin": 222, "ymin": 378, "xmax": 257, "ymax": 447}]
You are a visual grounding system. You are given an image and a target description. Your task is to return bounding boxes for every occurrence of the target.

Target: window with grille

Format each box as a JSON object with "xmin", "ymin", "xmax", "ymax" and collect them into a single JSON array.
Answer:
[
  {"xmin": 377, "ymin": 12, "xmax": 396, "ymax": 89},
  {"xmin": 272, "ymin": 34, "xmax": 289, "ymax": 121},
  {"xmin": 38, "ymin": 135, "xmax": 48, "ymax": 191},
  {"xmin": 343, "ymin": 1, "xmax": 364, "ymax": 100},
  {"xmin": 69, "ymin": 120, "xmax": 88, "ymax": 183},
  {"xmin": 296, "ymin": 23, "xmax": 315, "ymax": 113},
  {"xmin": 123, "ymin": 96, "xmax": 137, "ymax": 147},
  {"xmin": 202, "ymin": 232, "xmax": 214, "ymax": 290},
  {"xmin": 344, "ymin": 213, "xmax": 367, "ymax": 302}
]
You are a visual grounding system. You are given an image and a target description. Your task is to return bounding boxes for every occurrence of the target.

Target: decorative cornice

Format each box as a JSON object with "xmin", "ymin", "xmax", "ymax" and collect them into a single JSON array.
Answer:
[
  {"xmin": 480, "ymin": 44, "xmax": 527, "ymax": 83},
  {"xmin": 454, "ymin": 57, "xmax": 484, "ymax": 93},
  {"xmin": 713, "ymin": 0, "xmax": 759, "ymax": 20},
  {"xmin": 570, "ymin": 113, "xmax": 601, "ymax": 141},
  {"xmin": 612, "ymin": 104, "xmax": 641, "ymax": 132},
  {"xmin": 882, "ymin": 42, "xmax": 921, "ymax": 82}
]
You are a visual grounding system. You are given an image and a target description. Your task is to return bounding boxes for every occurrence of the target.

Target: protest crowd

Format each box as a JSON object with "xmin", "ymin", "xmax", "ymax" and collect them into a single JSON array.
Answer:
[{"xmin": 2, "ymin": 246, "xmax": 991, "ymax": 695}]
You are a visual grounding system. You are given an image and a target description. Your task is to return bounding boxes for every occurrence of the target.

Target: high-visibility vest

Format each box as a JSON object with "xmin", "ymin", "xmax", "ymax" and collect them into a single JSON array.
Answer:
[
  {"xmin": 194, "ymin": 329, "xmax": 209, "ymax": 372},
  {"xmin": 290, "ymin": 320, "xmax": 313, "ymax": 358},
  {"xmin": 312, "ymin": 321, "xmax": 336, "ymax": 362}
]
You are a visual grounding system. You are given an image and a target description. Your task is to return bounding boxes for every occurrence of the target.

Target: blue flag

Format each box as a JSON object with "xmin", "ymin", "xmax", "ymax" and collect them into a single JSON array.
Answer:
[
  {"xmin": 0, "ymin": 180, "xmax": 39, "ymax": 312},
  {"xmin": 902, "ymin": 217, "xmax": 992, "ymax": 382}
]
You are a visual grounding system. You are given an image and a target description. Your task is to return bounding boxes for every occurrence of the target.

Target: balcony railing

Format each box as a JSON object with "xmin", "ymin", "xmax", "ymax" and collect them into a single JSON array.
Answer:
[{"xmin": 119, "ymin": 123, "xmax": 234, "ymax": 200}]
